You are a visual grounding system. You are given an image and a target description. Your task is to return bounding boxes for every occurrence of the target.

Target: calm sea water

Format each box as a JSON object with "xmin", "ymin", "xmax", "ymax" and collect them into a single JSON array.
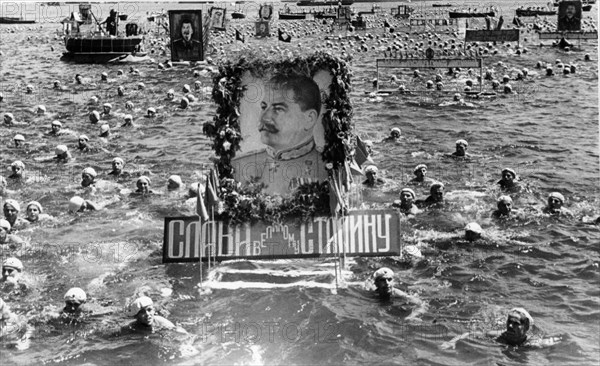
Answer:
[{"xmin": 1, "ymin": 0, "xmax": 599, "ymax": 365}]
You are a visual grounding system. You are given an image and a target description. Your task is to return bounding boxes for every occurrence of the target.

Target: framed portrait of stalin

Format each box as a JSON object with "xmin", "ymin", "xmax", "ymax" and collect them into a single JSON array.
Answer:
[
  {"xmin": 259, "ymin": 4, "xmax": 273, "ymax": 21},
  {"xmin": 255, "ymin": 21, "xmax": 270, "ymax": 37},
  {"xmin": 205, "ymin": 53, "xmax": 354, "ymax": 201},
  {"xmin": 209, "ymin": 7, "xmax": 226, "ymax": 30},
  {"xmin": 557, "ymin": 1, "xmax": 581, "ymax": 31},
  {"xmin": 168, "ymin": 10, "xmax": 203, "ymax": 62}
]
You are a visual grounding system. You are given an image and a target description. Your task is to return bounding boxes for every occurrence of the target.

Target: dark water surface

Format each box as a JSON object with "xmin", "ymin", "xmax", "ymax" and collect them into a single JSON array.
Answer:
[{"xmin": 1, "ymin": 0, "xmax": 599, "ymax": 365}]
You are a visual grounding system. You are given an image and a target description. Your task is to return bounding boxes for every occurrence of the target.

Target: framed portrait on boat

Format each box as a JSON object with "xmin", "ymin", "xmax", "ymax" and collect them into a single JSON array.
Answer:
[
  {"xmin": 168, "ymin": 10, "xmax": 203, "ymax": 62},
  {"xmin": 255, "ymin": 21, "xmax": 270, "ymax": 37},
  {"xmin": 557, "ymin": 1, "xmax": 581, "ymax": 31},
  {"xmin": 209, "ymin": 7, "xmax": 226, "ymax": 30},
  {"xmin": 259, "ymin": 4, "xmax": 273, "ymax": 20}
]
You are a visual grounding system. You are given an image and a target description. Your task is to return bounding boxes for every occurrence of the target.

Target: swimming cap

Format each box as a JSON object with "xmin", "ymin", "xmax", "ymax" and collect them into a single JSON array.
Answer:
[
  {"xmin": 400, "ymin": 188, "xmax": 415, "ymax": 199},
  {"xmin": 373, "ymin": 267, "xmax": 394, "ymax": 280},
  {"xmin": 430, "ymin": 182, "xmax": 444, "ymax": 192},
  {"xmin": 101, "ymin": 72, "xmax": 108, "ymax": 78},
  {"xmin": 0, "ymin": 219, "xmax": 11, "ymax": 231},
  {"xmin": 37, "ymin": 105, "xmax": 46, "ymax": 113},
  {"xmin": 497, "ymin": 195, "xmax": 512, "ymax": 204},
  {"xmin": 79, "ymin": 135, "xmax": 89, "ymax": 141},
  {"xmin": 4, "ymin": 199, "xmax": 20, "ymax": 212},
  {"xmin": 125, "ymin": 101, "xmax": 134, "ymax": 109},
  {"xmin": 4, "ymin": 112, "xmax": 14, "ymax": 120},
  {"xmin": 137, "ymin": 176, "xmax": 151, "ymax": 185},
  {"xmin": 103, "ymin": 103, "xmax": 112, "ymax": 109},
  {"xmin": 55, "ymin": 145, "xmax": 68, "ymax": 155},
  {"xmin": 147, "ymin": 107, "xmax": 156, "ymax": 115},
  {"xmin": 127, "ymin": 296, "xmax": 154, "ymax": 317},
  {"xmin": 26, "ymin": 201, "xmax": 43, "ymax": 213},
  {"xmin": 180, "ymin": 97, "xmax": 189, "ymax": 108},
  {"xmin": 137, "ymin": 82, "xmax": 145, "ymax": 90},
  {"xmin": 183, "ymin": 84, "xmax": 191, "ymax": 93},
  {"xmin": 100, "ymin": 124, "xmax": 110, "ymax": 133},
  {"xmin": 455, "ymin": 139, "xmax": 468, "ymax": 147},
  {"xmin": 414, "ymin": 164, "xmax": 427, "ymax": 173},
  {"xmin": 168, "ymin": 175, "xmax": 183, "ymax": 187},
  {"xmin": 364, "ymin": 165, "xmax": 378, "ymax": 174},
  {"xmin": 51, "ymin": 120, "xmax": 62, "ymax": 127},
  {"xmin": 68, "ymin": 196, "xmax": 85, "ymax": 213},
  {"xmin": 548, "ymin": 192, "xmax": 564, "ymax": 203},
  {"xmin": 502, "ymin": 168, "xmax": 517, "ymax": 179},
  {"xmin": 3, "ymin": 257, "xmax": 23, "ymax": 271},
  {"xmin": 465, "ymin": 222, "xmax": 483, "ymax": 234},
  {"xmin": 391, "ymin": 127, "xmax": 401, "ymax": 135},
  {"xmin": 82, "ymin": 167, "xmax": 97, "ymax": 178},
  {"xmin": 89, "ymin": 110, "xmax": 100, "ymax": 123},
  {"xmin": 112, "ymin": 157, "xmax": 124, "ymax": 165},
  {"xmin": 124, "ymin": 114, "xmax": 133, "ymax": 121},
  {"xmin": 403, "ymin": 245, "xmax": 422, "ymax": 258},
  {"xmin": 509, "ymin": 307, "xmax": 534, "ymax": 330},
  {"xmin": 167, "ymin": 88, "xmax": 175, "ymax": 95},
  {"xmin": 11, "ymin": 160, "xmax": 25, "ymax": 169},
  {"xmin": 64, "ymin": 287, "xmax": 87, "ymax": 303}
]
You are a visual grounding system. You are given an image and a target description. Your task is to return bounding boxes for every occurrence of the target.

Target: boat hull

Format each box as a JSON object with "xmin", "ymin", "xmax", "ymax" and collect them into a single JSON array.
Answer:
[
  {"xmin": 65, "ymin": 36, "xmax": 143, "ymax": 54},
  {"xmin": 297, "ymin": 0, "xmax": 353, "ymax": 5},
  {"xmin": 0, "ymin": 17, "xmax": 36, "ymax": 24},
  {"xmin": 516, "ymin": 9, "xmax": 556, "ymax": 16},
  {"xmin": 279, "ymin": 13, "xmax": 307, "ymax": 19},
  {"xmin": 449, "ymin": 11, "xmax": 495, "ymax": 18}
]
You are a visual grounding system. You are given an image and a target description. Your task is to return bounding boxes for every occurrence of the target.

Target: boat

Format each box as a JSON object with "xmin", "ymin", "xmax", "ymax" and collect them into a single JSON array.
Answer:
[
  {"xmin": 231, "ymin": 11, "xmax": 246, "ymax": 19},
  {"xmin": 0, "ymin": 17, "xmax": 36, "ymax": 24},
  {"xmin": 297, "ymin": 0, "xmax": 354, "ymax": 6},
  {"xmin": 515, "ymin": 8, "xmax": 556, "ymax": 16},
  {"xmin": 279, "ymin": 11, "xmax": 307, "ymax": 19},
  {"xmin": 314, "ymin": 11, "xmax": 338, "ymax": 19},
  {"xmin": 583, "ymin": 4, "xmax": 592, "ymax": 10},
  {"xmin": 449, "ymin": 11, "xmax": 495, "ymax": 18},
  {"xmin": 62, "ymin": 9, "xmax": 143, "ymax": 63},
  {"xmin": 432, "ymin": 3, "xmax": 453, "ymax": 7}
]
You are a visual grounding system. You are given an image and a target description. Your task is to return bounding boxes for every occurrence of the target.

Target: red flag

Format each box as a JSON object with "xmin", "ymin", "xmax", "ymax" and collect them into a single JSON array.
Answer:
[
  {"xmin": 235, "ymin": 28, "xmax": 245, "ymax": 43},
  {"xmin": 328, "ymin": 172, "xmax": 346, "ymax": 215},
  {"xmin": 204, "ymin": 170, "xmax": 220, "ymax": 218}
]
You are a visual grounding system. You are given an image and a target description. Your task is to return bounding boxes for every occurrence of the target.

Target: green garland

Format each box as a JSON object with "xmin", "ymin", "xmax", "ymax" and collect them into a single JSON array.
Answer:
[{"xmin": 203, "ymin": 51, "xmax": 354, "ymax": 224}]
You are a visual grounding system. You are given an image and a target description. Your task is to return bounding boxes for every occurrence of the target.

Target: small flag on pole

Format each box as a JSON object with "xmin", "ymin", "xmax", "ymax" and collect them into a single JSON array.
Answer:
[
  {"xmin": 235, "ymin": 28, "xmax": 245, "ymax": 43},
  {"xmin": 278, "ymin": 28, "xmax": 292, "ymax": 42}
]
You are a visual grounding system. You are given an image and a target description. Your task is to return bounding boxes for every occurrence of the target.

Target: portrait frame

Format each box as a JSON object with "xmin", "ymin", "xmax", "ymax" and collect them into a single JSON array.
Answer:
[
  {"xmin": 259, "ymin": 4, "xmax": 273, "ymax": 21},
  {"xmin": 255, "ymin": 21, "xmax": 270, "ymax": 37},
  {"xmin": 202, "ymin": 52, "xmax": 354, "ymax": 223},
  {"xmin": 557, "ymin": 1, "xmax": 582, "ymax": 31},
  {"xmin": 209, "ymin": 7, "xmax": 227, "ymax": 31},
  {"xmin": 168, "ymin": 10, "xmax": 203, "ymax": 62}
]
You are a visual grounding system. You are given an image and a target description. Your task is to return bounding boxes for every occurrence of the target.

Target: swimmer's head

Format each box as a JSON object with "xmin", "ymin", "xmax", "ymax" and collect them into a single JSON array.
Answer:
[
  {"xmin": 26, "ymin": 201, "xmax": 43, "ymax": 222},
  {"xmin": 364, "ymin": 165, "xmax": 379, "ymax": 184},
  {"xmin": 125, "ymin": 101, "xmax": 134, "ymax": 110},
  {"xmin": 11, "ymin": 160, "xmax": 25, "ymax": 177},
  {"xmin": 89, "ymin": 110, "xmax": 100, "ymax": 124},
  {"xmin": 547, "ymin": 192, "xmax": 564, "ymax": 211},
  {"xmin": 147, "ymin": 107, "xmax": 156, "ymax": 117},
  {"xmin": 117, "ymin": 86, "xmax": 124, "ymax": 96},
  {"xmin": 373, "ymin": 267, "xmax": 394, "ymax": 297},
  {"xmin": 505, "ymin": 308, "xmax": 533, "ymax": 345},
  {"xmin": 503, "ymin": 84, "xmax": 512, "ymax": 94},
  {"xmin": 51, "ymin": 120, "xmax": 62, "ymax": 133},
  {"xmin": 180, "ymin": 97, "xmax": 189, "ymax": 109},
  {"xmin": 497, "ymin": 195, "xmax": 512, "ymax": 215},
  {"xmin": 183, "ymin": 84, "xmax": 191, "ymax": 93},
  {"xmin": 37, "ymin": 105, "xmax": 46, "ymax": 114},
  {"xmin": 137, "ymin": 176, "xmax": 151, "ymax": 193},
  {"xmin": 2, "ymin": 257, "xmax": 23, "ymax": 281},
  {"xmin": 429, "ymin": 182, "xmax": 444, "ymax": 202},
  {"xmin": 455, "ymin": 139, "xmax": 468, "ymax": 156},
  {"xmin": 64, "ymin": 287, "xmax": 87, "ymax": 314},
  {"xmin": 167, "ymin": 89, "xmax": 175, "ymax": 100},
  {"xmin": 81, "ymin": 167, "xmax": 97, "ymax": 187},
  {"xmin": 0, "ymin": 219, "xmax": 11, "ymax": 242},
  {"xmin": 123, "ymin": 114, "xmax": 133, "ymax": 125},
  {"xmin": 111, "ymin": 157, "xmax": 124, "ymax": 173},
  {"xmin": 100, "ymin": 124, "xmax": 110, "ymax": 137},
  {"xmin": 129, "ymin": 296, "xmax": 155, "ymax": 326},
  {"xmin": 465, "ymin": 222, "xmax": 483, "ymax": 242},
  {"xmin": 102, "ymin": 103, "xmax": 112, "ymax": 114},
  {"xmin": 501, "ymin": 168, "xmax": 517, "ymax": 181},
  {"xmin": 390, "ymin": 127, "xmax": 401, "ymax": 138},
  {"xmin": 167, "ymin": 175, "xmax": 183, "ymax": 190},
  {"xmin": 53, "ymin": 80, "xmax": 61, "ymax": 88},
  {"xmin": 137, "ymin": 82, "xmax": 145, "ymax": 90},
  {"xmin": 426, "ymin": 80, "xmax": 434, "ymax": 89},
  {"xmin": 68, "ymin": 196, "xmax": 86, "ymax": 213},
  {"xmin": 101, "ymin": 72, "xmax": 108, "ymax": 81},
  {"xmin": 400, "ymin": 188, "xmax": 416, "ymax": 204},
  {"xmin": 413, "ymin": 164, "xmax": 427, "ymax": 179},
  {"xmin": 55, "ymin": 145, "xmax": 69, "ymax": 159},
  {"xmin": 4, "ymin": 112, "xmax": 14, "ymax": 124},
  {"xmin": 3, "ymin": 199, "xmax": 20, "ymax": 223}
]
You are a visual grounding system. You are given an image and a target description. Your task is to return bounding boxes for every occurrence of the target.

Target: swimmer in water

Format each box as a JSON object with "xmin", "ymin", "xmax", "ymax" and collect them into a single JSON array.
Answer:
[
  {"xmin": 24, "ymin": 201, "xmax": 52, "ymax": 224},
  {"xmin": 542, "ymin": 192, "xmax": 573, "ymax": 217},
  {"xmin": 60, "ymin": 288, "xmax": 92, "ymax": 321},
  {"xmin": 81, "ymin": 167, "xmax": 98, "ymax": 189},
  {"xmin": 447, "ymin": 139, "xmax": 470, "ymax": 158},
  {"xmin": 13, "ymin": 134, "xmax": 25, "ymax": 148},
  {"xmin": 3, "ymin": 113, "xmax": 27, "ymax": 127},
  {"xmin": 497, "ymin": 168, "xmax": 521, "ymax": 192},
  {"xmin": 101, "ymin": 103, "xmax": 113, "ymax": 119},
  {"xmin": 167, "ymin": 175, "xmax": 184, "ymax": 191},
  {"xmin": 1, "ymin": 257, "xmax": 24, "ymax": 287},
  {"xmin": 418, "ymin": 182, "xmax": 444, "ymax": 207},
  {"xmin": 120, "ymin": 296, "xmax": 187, "ymax": 334},
  {"xmin": 68, "ymin": 196, "xmax": 100, "ymax": 213},
  {"xmin": 0, "ymin": 220, "xmax": 24, "ymax": 249},
  {"xmin": 89, "ymin": 111, "xmax": 100, "ymax": 124},
  {"xmin": 55, "ymin": 145, "xmax": 72, "ymax": 162},
  {"xmin": 133, "ymin": 176, "xmax": 155, "ymax": 195},
  {"xmin": 8, "ymin": 161, "xmax": 25, "ymax": 180},
  {"xmin": 464, "ymin": 222, "xmax": 484, "ymax": 242},
  {"xmin": 107, "ymin": 157, "xmax": 130, "ymax": 179},
  {"xmin": 392, "ymin": 188, "xmax": 421, "ymax": 216},
  {"xmin": 382, "ymin": 127, "xmax": 401, "ymax": 143},
  {"xmin": 410, "ymin": 164, "xmax": 436, "ymax": 185},
  {"xmin": 371, "ymin": 268, "xmax": 428, "ymax": 321},
  {"xmin": 492, "ymin": 195, "xmax": 513, "ymax": 219},
  {"xmin": 77, "ymin": 135, "xmax": 91, "ymax": 152},
  {"xmin": 363, "ymin": 166, "xmax": 385, "ymax": 187},
  {"xmin": 441, "ymin": 307, "xmax": 563, "ymax": 349},
  {"xmin": 48, "ymin": 120, "xmax": 63, "ymax": 136},
  {"xmin": 3, "ymin": 200, "xmax": 28, "ymax": 232}
]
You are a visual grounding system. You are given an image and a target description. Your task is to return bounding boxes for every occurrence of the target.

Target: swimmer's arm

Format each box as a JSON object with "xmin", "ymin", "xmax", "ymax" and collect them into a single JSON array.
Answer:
[{"xmin": 441, "ymin": 330, "xmax": 487, "ymax": 349}]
